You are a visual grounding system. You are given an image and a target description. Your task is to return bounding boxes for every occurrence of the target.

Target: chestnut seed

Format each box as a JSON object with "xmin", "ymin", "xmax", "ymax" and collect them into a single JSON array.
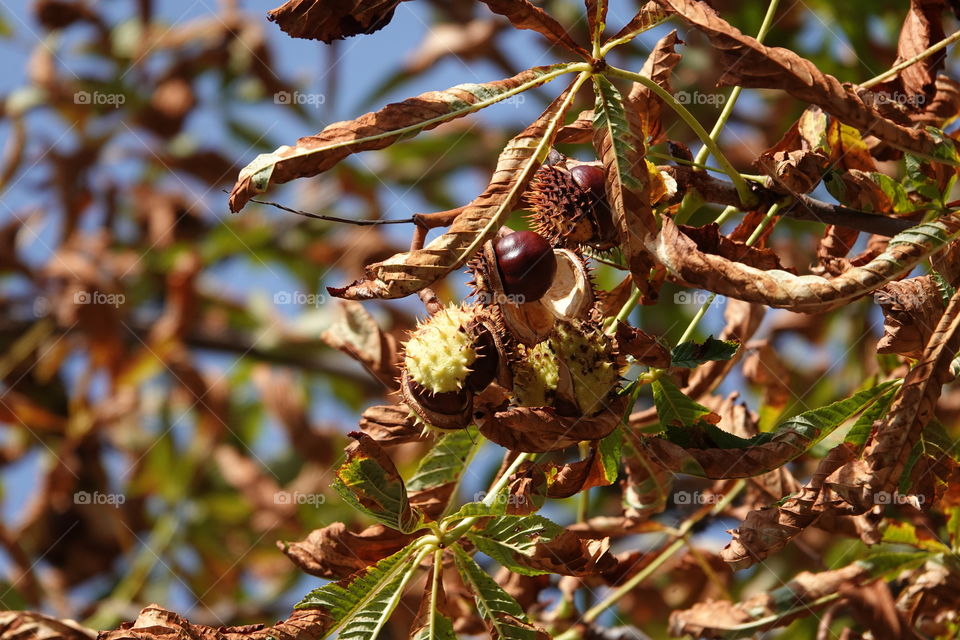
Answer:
[
  {"xmin": 569, "ymin": 164, "xmax": 606, "ymax": 199},
  {"xmin": 465, "ymin": 326, "xmax": 499, "ymax": 392},
  {"xmin": 493, "ymin": 231, "xmax": 557, "ymax": 303}
]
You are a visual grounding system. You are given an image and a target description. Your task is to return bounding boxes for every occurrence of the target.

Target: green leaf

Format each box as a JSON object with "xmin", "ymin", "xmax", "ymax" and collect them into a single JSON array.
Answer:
[
  {"xmin": 296, "ymin": 545, "xmax": 423, "ymax": 640},
  {"xmin": 408, "ymin": 426, "xmax": 479, "ymax": 491},
  {"xmin": 670, "ymin": 336, "xmax": 740, "ymax": 368},
  {"xmin": 441, "ymin": 501, "xmax": 508, "ymax": 525},
  {"xmin": 843, "ymin": 384, "xmax": 899, "ymax": 450},
  {"xmin": 452, "ymin": 545, "xmax": 543, "ymax": 640},
  {"xmin": 333, "ymin": 433, "xmax": 423, "ymax": 533},
  {"xmin": 411, "ymin": 555, "xmax": 457, "ymax": 640},
  {"xmin": 649, "ymin": 381, "xmax": 898, "ymax": 477},
  {"xmin": 651, "ymin": 376, "xmax": 717, "ymax": 430},
  {"xmin": 882, "ymin": 521, "xmax": 951, "ymax": 554},
  {"xmin": 858, "ymin": 550, "xmax": 933, "ymax": 577},
  {"xmin": 597, "ymin": 425, "xmax": 623, "ymax": 485},
  {"xmin": 466, "ymin": 515, "xmax": 563, "ymax": 576}
]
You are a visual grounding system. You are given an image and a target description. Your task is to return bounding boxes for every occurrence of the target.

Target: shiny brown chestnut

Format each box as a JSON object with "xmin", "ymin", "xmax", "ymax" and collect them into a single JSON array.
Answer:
[{"xmin": 493, "ymin": 231, "xmax": 557, "ymax": 303}]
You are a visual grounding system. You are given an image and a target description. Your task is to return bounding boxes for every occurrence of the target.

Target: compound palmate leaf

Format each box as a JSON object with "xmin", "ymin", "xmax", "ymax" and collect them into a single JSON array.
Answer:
[
  {"xmin": 644, "ymin": 381, "xmax": 898, "ymax": 478},
  {"xmin": 452, "ymin": 545, "xmax": 547, "ymax": 640},
  {"xmin": 228, "ymin": 63, "xmax": 578, "ymax": 212},
  {"xmin": 333, "ymin": 432, "xmax": 423, "ymax": 533},
  {"xmin": 330, "ymin": 74, "xmax": 588, "ymax": 300},
  {"xmin": 296, "ymin": 544, "xmax": 423, "ymax": 640}
]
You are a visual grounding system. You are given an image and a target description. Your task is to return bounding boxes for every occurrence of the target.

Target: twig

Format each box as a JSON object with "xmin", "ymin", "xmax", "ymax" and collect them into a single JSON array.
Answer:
[
  {"xmin": 861, "ymin": 29, "xmax": 960, "ymax": 89},
  {"xmin": 664, "ymin": 166, "xmax": 916, "ymax": 236},
  {"xmin": 231, "ymin": 192, "xmax": 415, "ymax": 226}
]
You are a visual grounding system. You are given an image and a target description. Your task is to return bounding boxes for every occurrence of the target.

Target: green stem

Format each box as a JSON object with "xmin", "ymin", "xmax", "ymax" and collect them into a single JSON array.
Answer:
[
  {"xmin": 674, "ymin": 200, "xmax": 783, "ymax": 344},
  {"xmin": 577, "ymin": 480, "xmax": 746, "ymax": 625},
  {"xmin": 861, "ymin": 29, "xmax": 960, "ymax": 89},
  {"xmin": 674, "ymin": 0, "xmax": 781, "ymax": 224},
  {"xmin": 646, "ymin": 150, "xmax": 766, "ymax": 182},
  {"xmin": 441, "ymin": 452, "xmax": 531, "ymax": 543},
  {"xmin": 600, "ymin": 17, "xmax": 670, "ymax": 56},
  {"xmin": 606, "ymin": 65, "xmax": 755, "ymax": 208},
  {"xmin": 745, "ymin": 200, "xmax": 783, "ymax": 245},
  {"xmin": 713, "ymin": 204, "xmax": 740, "ymax": 226}
]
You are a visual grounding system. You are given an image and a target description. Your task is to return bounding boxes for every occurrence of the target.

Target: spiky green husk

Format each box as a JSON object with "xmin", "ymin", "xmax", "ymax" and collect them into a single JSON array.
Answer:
[
  {"xmin": 404, "ymin": 304, "xmax": 478, "ymax": 394},
  {"xmin": 511, "ymin": 341, "xmax": 560, "ymax": 407},
  {"xmin": 552, "ymin": 319, "xmax": 621, "ymax": 416}
]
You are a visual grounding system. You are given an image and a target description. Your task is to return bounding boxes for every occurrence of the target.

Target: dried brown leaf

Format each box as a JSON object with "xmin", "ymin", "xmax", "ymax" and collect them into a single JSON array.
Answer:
[
  {"xmin": 720, "ymin": 443, "xmax": 856, "ymax": 570},
  {"xmin": 656, "ymin": 0, "xmax": 948, "ymax": 157},
  {"xmin": 627, "ymin": 30, "xmax": 683, "ymax": 145},
  {"xmin": 478, "ymin": 0, "xmax": 590, "ymax": 58},
  {"xmin": 279, "ymin": 522, "xmax": 414, "ymax": 579},
  {"xmin": 876, "ymin": 276, "xmax": 948, "ymax": 359},
  {"xmin": 267, "ymin": 0, "xmax": 405, "ymax": 43},
  {"xmin": 861, "ymin": 287, "xmax": 960, "ymax": 503},
  {"xmin": 650, "ymin": 216, "xmax": 960, "ymax": 313},
  {"xmin": 229, "ymin": 64, "xmax": 573, "ymax": 212},
  {"xmin": 329, "ymin": 78, "xmax": 584, "ymax": 299},
  {"xmin": 476, "ymin": 393, "xmax": 628, "ymax": 453}
]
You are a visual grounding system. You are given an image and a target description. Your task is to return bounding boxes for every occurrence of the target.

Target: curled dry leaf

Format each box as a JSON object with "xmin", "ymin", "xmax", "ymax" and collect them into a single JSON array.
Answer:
[
  {"xmin": 669, "ymin": 562, "xmax": 870, "ymax": 638},
  {"xmin": 627, "ymin": 30, "xmax": 683, "ymax": 146},
  {"xmin": 320, "ymin": 300, "xmax": 400, "ymax": 389},
  {"xmin": 720, "ymin": 442, "xmax": 855, "ymax": 571},
  {"xmin": 328, "ymin": 79, "xmax": 583, "ymax": 300},
  {"xmin": 650, "ymin": 215, "xmax": 960, "ymax": 313},
  {"xmin": 875, "ymin": 275, "xmax": 948, "ymax": 359},
  {"xmin": 655, "ymin": 0, "xmax": 950, "ymax": 157},
  {"xmin": 606, "ymin": 1, "xmax": 668, "ymax": 45},
  {"xmin": 279, "ymin": 522, "xmax": 415, "ymax": 580},
  {"xmin": 357, "ymin": 403, "xmax": 425, "ymax": 445},
  {"xmin": 99, "ymin": 604, "xmax": 330, "ymax": 640},
  {"xmin": 860, "ymin": 287, "xmax": 960, "ymax": 506},
  {"xmin": 520, "ymin": 531, "xmax": 618, "ymax": 576},
  {"xmin": 476, "ymin": 392, "xmax": 629, "ymax": 453},
  {"xmin": 228, "ymin": 63, "xmax": 573, "ymax": 212},
  {"xmin": 267, "ymin": 0, "xmax": 406, "ymax": 43},
  {"xmin": 477, "ymin": 0, "xmax": 590, "ymax": 59},
  {"xmin": 614, "ymin": 322, "xmax": 672, "ymax": 368},
  {"xmin": 0, "ymin": 611, "xmax": 94, "ymax": 640},
  {"xmin": 878, "ymin": 0, "xmax": 947, "ymax": 105}
]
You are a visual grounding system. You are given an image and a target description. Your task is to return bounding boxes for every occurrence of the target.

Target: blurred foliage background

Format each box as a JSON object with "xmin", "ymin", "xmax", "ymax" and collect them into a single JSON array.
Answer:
[{"xmin": 0, "ymin": 0, "xmax": 956, "ymax": 637}]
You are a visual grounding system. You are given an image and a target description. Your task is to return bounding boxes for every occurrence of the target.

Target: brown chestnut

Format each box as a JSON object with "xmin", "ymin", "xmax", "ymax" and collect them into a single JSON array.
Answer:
[
  {"xmin": 493, "ymin": 231, "xmax": 557, "ymax": 303},
  {"xmin": 569, "ymin": 164, "xmax": 606, "ymax": 196}
]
